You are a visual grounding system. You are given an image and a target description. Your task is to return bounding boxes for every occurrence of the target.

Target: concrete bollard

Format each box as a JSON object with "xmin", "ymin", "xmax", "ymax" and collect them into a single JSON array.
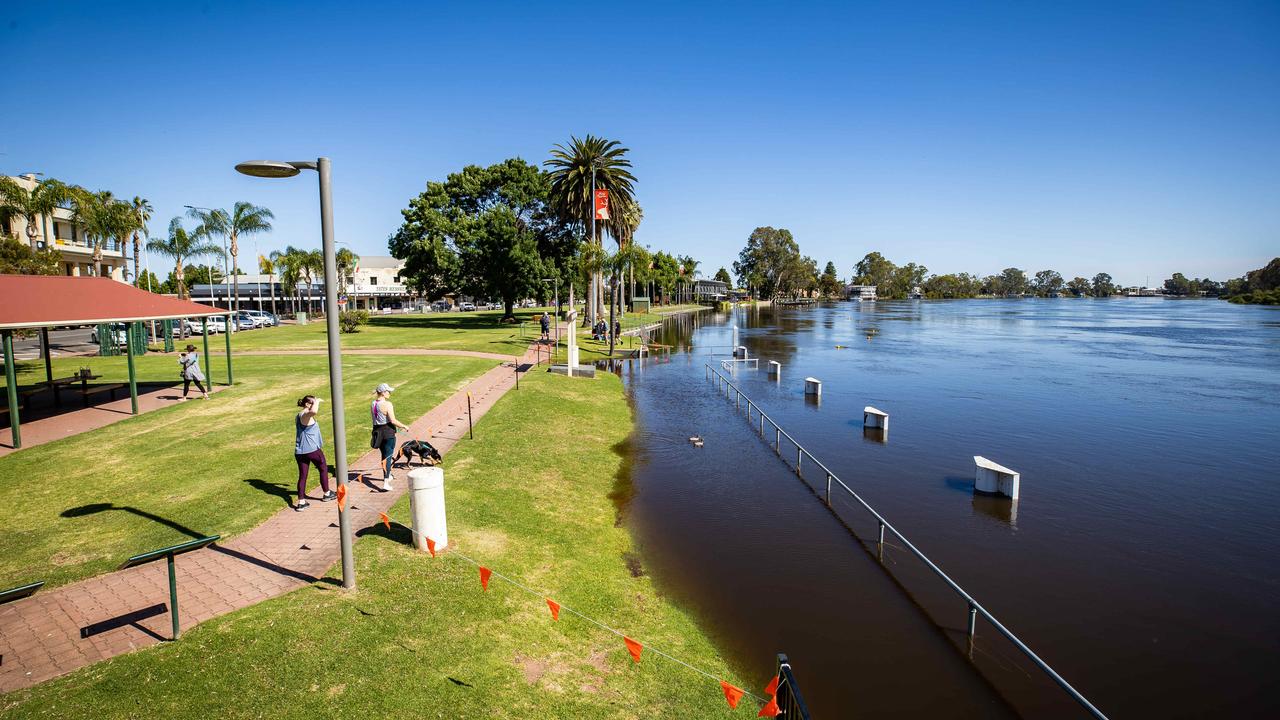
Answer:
[
  {"xmin": 768, "ymin": 360, "xmax": 781, "ymax": 379},
  {"xmin": 408, "ymin": 466, "xmax": 448, "ymax": 551},
  {"xmin": 863, "ymin": 406, "xmax": 888, "ymax": 432},
  {"xmin": 804, "ymin": 377, "xmax": 822, "ymax": 397},
  {"xmin": 734, "ymin": 345, "xmax": 748, "ymax": 360},
  {"xmin": 731, "ymin": 324, "xmax": 738, "ymax": 349},
  {"xmin": 973, "ymin": 456, "xmax": 1020, "ymax": 500}
]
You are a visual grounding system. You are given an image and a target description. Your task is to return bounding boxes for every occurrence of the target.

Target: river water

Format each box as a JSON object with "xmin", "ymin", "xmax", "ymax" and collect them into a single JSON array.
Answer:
[{"xmin": 616, "ymin": 299, "xmax": 1280, "ymax": 719}]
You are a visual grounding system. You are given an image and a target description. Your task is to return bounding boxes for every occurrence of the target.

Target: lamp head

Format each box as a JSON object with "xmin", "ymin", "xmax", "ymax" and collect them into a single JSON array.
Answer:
[{"xmin": 235, "ymin": 160, "xmax": 302, "ymax": 178}]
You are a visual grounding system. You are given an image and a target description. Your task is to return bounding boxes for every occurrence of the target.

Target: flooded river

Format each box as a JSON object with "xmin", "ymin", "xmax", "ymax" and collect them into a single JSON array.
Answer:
[{"xmin": 617, "ymin": 299, "xmax": 1280, "ymax": 718}]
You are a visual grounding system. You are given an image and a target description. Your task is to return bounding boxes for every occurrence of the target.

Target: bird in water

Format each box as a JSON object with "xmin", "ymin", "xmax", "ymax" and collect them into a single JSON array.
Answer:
[{"xmin": 689, "ymin": 435, "xmax": 704, "ymax": 448}]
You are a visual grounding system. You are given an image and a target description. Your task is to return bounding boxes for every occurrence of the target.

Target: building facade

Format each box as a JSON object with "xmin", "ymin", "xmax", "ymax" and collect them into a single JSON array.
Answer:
[
  {"xmin": 346, "ymin": 256, "xmax": 415, "ymax": 310},
  {"xmin": 2, "ymin": 174, "xmax": 129, "ymax": 281},
  {"xmin": 845, "ymin": 284, "xmax": 877, "ymax": 300}
]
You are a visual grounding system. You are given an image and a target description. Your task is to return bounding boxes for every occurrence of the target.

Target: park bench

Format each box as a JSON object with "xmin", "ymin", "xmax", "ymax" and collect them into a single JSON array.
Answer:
[{"xmin": 81, "ymin": 383, "xmax": 126, "ymax": 406}]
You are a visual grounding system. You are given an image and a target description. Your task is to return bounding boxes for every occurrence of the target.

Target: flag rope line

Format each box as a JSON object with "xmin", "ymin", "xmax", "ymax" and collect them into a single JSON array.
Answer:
[{"xmin": 368, "ymin": 509, "xmax": 768, "ymax": 707}]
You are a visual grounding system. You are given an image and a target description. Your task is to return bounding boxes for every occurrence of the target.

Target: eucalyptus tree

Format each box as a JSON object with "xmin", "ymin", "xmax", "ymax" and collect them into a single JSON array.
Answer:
[
  {"xmin": 545, "ymin": 134, "xmax": 637, "ymax": 324},
  {"xmin": 188, "ymin": 202, "xmax": 273, "ymax": 314},
  {"xmin": 0, "ymin": 176, "xmax": 71, "ymax": 250},
  {"xmin": 129, "ymin": 197, "xmax": 153, "ymax": 286},
  {"xmin": 147, "ymin": 217, "xmax": 219, "ymax": 299}
]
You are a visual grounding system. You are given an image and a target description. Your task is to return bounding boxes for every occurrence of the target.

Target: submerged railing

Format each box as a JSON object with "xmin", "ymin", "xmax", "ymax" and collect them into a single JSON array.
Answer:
[{"xmin": 705, "ymin": 364, "xmax": 1108, "ymax": 720}]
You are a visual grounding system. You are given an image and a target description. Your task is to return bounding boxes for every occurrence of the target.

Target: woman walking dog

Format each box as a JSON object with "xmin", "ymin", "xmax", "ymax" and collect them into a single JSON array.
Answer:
[
  {"xmin": 371, "ymin": 383, "xmax": 408, "ymax": 492},
  {"xmin": 178, "ymin": 344, "xmax": 208, "ymax": 400},
  {"xmin": 293, "ymin": 395, "xmax": 335, "ymax": 511}
]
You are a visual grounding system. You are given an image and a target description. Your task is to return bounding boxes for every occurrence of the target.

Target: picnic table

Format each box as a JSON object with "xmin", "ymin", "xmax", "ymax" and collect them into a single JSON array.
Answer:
[{"xmin": 45, "ymin": 374, "xmax": 102, "ymax": 407}]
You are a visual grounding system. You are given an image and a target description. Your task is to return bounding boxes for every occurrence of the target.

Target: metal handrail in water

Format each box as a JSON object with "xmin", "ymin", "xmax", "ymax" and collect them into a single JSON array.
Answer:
[{"xmin": 704, "ymin": 364, "xmax": 1108, "ymax": 720}]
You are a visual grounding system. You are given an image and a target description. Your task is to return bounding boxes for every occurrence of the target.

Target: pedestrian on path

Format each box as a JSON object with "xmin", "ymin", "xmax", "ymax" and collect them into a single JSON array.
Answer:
[
  {"xmin": 178, "ymin": 344, "xmax": 208, "ymax": 400},
  {"xmin": 540, "ymin": 311, "xmax": 551, "ymax": 341},
  {"xmin": 294, "ymin": 395, "xmax": 335, "ymax": 511},
  {"xmin": 371, "ymin": 383, "xmax": 408, "ymax": 492}
]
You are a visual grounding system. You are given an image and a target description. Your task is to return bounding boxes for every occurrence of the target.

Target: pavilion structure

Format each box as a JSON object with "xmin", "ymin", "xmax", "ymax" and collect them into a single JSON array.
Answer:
[{"xmin": 0, "ymin": 275, "xmax": 231, "ymax": 449}]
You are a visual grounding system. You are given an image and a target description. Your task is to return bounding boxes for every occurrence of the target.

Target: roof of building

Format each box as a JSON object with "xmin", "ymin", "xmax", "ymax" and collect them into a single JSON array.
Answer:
[
  {"xmin": 0, "ymin": 275, "xmax": 225, "ymax": 330},
  {"xmin": 356, "ymin": 255, "xmax": 404, "ymax": 270}
]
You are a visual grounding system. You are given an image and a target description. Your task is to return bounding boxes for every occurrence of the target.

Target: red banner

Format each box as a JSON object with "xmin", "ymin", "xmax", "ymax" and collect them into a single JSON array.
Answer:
[
  {"xmin": 335, "ymin": 485, "xmax": 347, "ymax": 512},
  {"xmin": 480, "ymin": 566, "xmax": 492, "ymax": 591},
  {"xmin": 546, "ymin": 598, "xmax": 560, "ymax": 621},
  {"xmin": 594, "ymin": 189, "xmax": 610, "ymax": 221},
  {"xmin": 764, "ymin": 675, "xmax": 778, "ymax": 696},
  {"xmin": 379, "ymin": 512, "xmax": 391, "ymax": 531},
  {"xmin": 757, "ymin": 695, "xmax": 780, "ymax": 717},
  {"xmin": 720, "ymin": 680, "xmax": 744, "ymax": 709},
  {"xmin": 623, "ymin": 636, "xmax": 643, "ymax": 663},
  {"xmin": 425, "ymin": 536, "xmax": 436, "ymax": 557}
]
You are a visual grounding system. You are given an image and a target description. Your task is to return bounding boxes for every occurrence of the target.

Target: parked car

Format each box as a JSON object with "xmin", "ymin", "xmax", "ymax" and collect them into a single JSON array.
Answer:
[
  {"xmin": 90, "ymin": 323, "xmax": 129, "ymax": 347},
  {"xmin": 459, "ymin": 302, "xmax": 477, "ymax": 311},
  {"xmin": 244, "ymin": 310, "xmax": 278, "ymax": 326},
  {"xmin": 431, "ymin": 301, "xmax": 451, "ymax": 312},
  {"xmin": 233, "ymin": 313, "xmax": 257, "ymax": 331}
]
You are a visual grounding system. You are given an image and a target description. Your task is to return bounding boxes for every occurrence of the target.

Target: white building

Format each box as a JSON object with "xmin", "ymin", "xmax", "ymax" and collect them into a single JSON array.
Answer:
[
  {"xmin": 2, "ymin": 174, "xmax": 129, "ymax": 281},
  {"xmin": 346, "ymin": 255, "xmax": 415, "ymax": 310},
  {"xmin": 845, "ymin": 284, "xmax": 877, "ymax": 301}
]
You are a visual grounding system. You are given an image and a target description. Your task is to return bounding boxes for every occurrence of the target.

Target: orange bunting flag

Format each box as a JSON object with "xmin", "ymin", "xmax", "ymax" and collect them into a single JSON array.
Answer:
[
  {"xmin": 720, "ymin": 680, "xmax": 744, "ymax": 709},
  {"xmin": 335, "ymin": 485, "xmax": 347, "ymax": 511},
  {"xmin": 757, "ymin": 695, "xmax": 780, "ymax": 718},
  {"xmin": 479, "ymin": 566, "xmax": 492, "ymax": 591},
  {"xmin": 546, "ymin": 598, "xmax": 560, "ymax": 621},
  {"xmin": 764, "ymin": 675, "xmax": 779, "ymax": 697},
  {"xmin": 379, "ymin": 512, "xmax": 391, "ymax": 531},
  {"xmin": 623, "ymin": 636, "xmax": 643, "ymax": 664},
  {"xmin": 425, "ymin": 536, "xmax": 437, "ymax": 558}
]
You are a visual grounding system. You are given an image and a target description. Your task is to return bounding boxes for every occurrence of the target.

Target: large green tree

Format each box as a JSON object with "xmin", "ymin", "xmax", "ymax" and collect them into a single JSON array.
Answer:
[
  {"xmin": 391, "ymin": 158, "xmax": 572, "ymax": 320},
  {"xmin": 1032, "ymin": 269, "xmax": 1064, "ymax": 296},
  {"xmin": 544, "ymin": 135, "xmax": 637, "ymax": 325},
  {"xmin": 853, "ymin": 251, "xmax": 897, "ymax": 291},
  {"xmin": 1091, "ymin": 272, "xmax": 1115, "ymax": 297},
  {"xmin": 714, "ymin": 267, "xmax": 732, "ymax": 285},
  {"xmin": 818, "ymin": 261, "xmax": 842, "ymax": 297},
  {"xmin": 733, "ymin": 226, "xmax": 802, "ymax": 298},
  {"xmin": 1066, "ymin": 276, "xmax": 1091, "ymax": 296}
]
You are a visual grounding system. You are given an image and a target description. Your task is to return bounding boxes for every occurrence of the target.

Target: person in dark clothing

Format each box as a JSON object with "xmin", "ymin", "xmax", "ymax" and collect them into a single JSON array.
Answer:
[{"xmin": 293, "ymin": 395, "xmax": 335, "ymax": 511}]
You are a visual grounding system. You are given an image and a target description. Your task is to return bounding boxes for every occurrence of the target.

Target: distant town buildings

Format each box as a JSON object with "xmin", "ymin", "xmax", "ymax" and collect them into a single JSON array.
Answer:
[
  {"xmin": 189, "ymin": 255, "xmax": 416, "ymax": 312},
  {"xmin": 845, "ymin": 284, "xmax": 877, "ymax": 301},
  {"xmin": 2, "ymin": 174, "xmax": 129, "ymax": 281}
]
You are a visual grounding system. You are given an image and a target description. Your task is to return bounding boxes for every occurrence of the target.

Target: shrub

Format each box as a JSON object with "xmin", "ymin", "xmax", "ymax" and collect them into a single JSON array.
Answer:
[{"xmin": 339, "ymin": 309, "xmax": 370, "ymax": 333}]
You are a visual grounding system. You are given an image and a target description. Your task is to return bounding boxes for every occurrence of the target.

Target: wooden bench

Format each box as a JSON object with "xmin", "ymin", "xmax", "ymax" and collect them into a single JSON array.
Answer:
[{"xmin": 81, "ymin": 383, "xmax": 126, "ymax": 406}]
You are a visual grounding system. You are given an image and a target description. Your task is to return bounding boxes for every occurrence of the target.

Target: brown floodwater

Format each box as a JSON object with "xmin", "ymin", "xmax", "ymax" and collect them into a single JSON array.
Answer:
[{"xmin": 614, "ymin": 300, "xmax": 1280, "ymax": 718}]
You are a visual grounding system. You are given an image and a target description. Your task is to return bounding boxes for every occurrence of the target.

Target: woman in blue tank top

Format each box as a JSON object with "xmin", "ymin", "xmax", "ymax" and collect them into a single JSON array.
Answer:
[{"xmin": 294, "ymin": 395, "xmax": 335, "ymax": 511}]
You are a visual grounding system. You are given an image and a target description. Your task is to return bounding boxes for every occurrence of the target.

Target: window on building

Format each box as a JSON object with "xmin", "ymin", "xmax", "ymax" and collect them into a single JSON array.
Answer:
[{"xmin": 370, "ymin": 276, "xmax": 379, "ymax": 286}]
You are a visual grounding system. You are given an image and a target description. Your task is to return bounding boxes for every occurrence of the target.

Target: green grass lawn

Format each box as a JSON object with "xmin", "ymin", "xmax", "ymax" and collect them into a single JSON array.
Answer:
[
  {"xmin": 0, "ymin": 371, "xmax": 751, "ymax": 718},
  {"xmin": 0, "ymin": 353, "xmax": 497, "ymax": 590}
]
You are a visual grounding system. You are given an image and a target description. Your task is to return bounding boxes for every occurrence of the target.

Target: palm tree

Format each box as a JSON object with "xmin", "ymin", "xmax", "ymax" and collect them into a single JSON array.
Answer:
[
  {"xmin": 270, "ymin": 246, "xmax": 307, "ymax": 316},
  {"xmin": 545, "ymin": 135, "xmax": 637, "ymax": 325},
  {"xmin": 302, "ymin": 249, "xmax": 324, "ymax": 314},
  {"xmin": 336, "ymin": 246, "xmax": 359, "ymax": 305},
  {"xmin": 259, "ymin": 254, "xmax": 278, "ymax": 316},
  {"xmin": 129, "ymin": 197, "xmax": 153, "ymax": 286},
  {"xmin": 189, "ymin": 203, "xmax": 274, "ymax": 314},
  {"xmin": 0, "ymin": 176, "xmax": 72, "ymax": 251},
  {"xmin": 147, "ymin": 217, "xmax": 219, "ymax": 299},
  {"xmin": 70, "ymin": 189, "xmax": 121, "ymax": 278}
]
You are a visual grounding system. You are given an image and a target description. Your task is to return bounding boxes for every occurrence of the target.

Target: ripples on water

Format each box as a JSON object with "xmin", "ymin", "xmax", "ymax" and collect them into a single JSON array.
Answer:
[{"xmin": 618, "ymin": 299, "xmax": 1280, "ymax": 719}]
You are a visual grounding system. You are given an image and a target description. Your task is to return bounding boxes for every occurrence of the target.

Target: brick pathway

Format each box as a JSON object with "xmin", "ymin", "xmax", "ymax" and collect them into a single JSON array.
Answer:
[{"xmin": 0, "ymin": 342, "xmax": 549, "ymax": 693}]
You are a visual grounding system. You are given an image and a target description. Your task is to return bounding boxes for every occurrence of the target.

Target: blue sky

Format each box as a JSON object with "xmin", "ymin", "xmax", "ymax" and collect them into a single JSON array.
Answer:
[{"xmin": 2, "ymin": 1, "xmax": 1277, "ymax": 285}]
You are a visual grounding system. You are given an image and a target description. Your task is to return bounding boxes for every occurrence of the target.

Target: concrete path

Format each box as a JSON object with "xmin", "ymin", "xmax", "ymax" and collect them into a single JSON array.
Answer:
[
  {"xmin": 0, "ymin": 385, "xmax": 228, "ymax": 458},
  {"xmin": 0, "ymin": 343, "xmax": 547, "ymax": 693}
]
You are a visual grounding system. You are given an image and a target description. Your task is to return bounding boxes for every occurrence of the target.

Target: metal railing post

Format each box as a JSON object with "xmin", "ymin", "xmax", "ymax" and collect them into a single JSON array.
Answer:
[
  {"xmin": 796, "ymin": 446, "xmax": 802, "ymax": 477},
  {"xmin": 775, "ymin": 427, "xmax": 781, "ymax": 454},
  {"xmin": 825, "ymin": 473, "xmax": 832, "ymax": 506},
  {"xmin": 167, "ymin": 552, "xmax": 180, "ymax": 640},
  {"xmin": 967, "ymin": 603, "xmax": 978, "ymax": 650}
]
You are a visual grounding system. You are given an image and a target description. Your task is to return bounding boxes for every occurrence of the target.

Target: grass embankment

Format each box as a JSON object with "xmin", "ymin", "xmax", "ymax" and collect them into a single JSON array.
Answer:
[
  {"xmin": 1, "ymin": 371, "xmax": 745, "ymax": 718},
  {"xmin": 571, "ymin": 303, "xmax": 708, "ymax": 361},
  {"xmin": 0, "ymin": 353, "xmax": 497, "ymax": 590}
]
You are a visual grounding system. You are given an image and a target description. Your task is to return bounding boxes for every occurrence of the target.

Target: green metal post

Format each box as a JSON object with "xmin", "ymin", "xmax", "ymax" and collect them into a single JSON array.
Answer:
[
  {"xmin": 3, "ymin": 331, "xmax": 19, "ymax": 449},
  {"xmin": 201, "ymin": 319, "xmax": 211, "ymax": 381},
  {"xmin": 223, "ymin": 314, "xmax": 233, "ymax": 386},
  {"xmin": 41, "ymin": 328, "xmax": 53, "ymax": 386},
  {"xmin": 167, "ymin": 552, "xmax": 180, "ymax": 639},
  {"xmin": 125, "ymin": 322, "xmax": 139, "ymax": 414},
  {"xmin": 163, "ymin": 320, "xmax": 174, "ymax": 353}
]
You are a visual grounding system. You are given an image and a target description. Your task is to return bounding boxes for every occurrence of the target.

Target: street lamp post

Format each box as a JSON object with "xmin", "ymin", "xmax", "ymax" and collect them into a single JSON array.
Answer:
[{"xmin": 236, "ymin": 158, "xmax": 354, "ymax": 590}]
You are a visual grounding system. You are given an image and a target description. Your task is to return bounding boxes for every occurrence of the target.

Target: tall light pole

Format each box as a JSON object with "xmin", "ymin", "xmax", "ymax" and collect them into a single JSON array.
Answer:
[{"xmin": 235, "ymin": 158, "xmax": 354, "ymax": 590}]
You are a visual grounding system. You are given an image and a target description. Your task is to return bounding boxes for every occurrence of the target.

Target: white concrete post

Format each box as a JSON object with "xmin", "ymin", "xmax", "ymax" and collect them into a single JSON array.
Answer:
[
  {"xmin": 973, "ymin": 456, "xmax": 1020, "ymax": 500},
  {"xmin": 734, "ymin": 345, "xmax": 748, "ymax": 360},
  {"xmin": 731, "ymin": 324, "xmax": 738, "ymax": 348},
  {"xmin": 408, "ymin": 466, "xmax": 448, "ymax": 551},
  {"xmin": 768, "ymin": 360, "xmax": 781, "ymax": 379},
  {"xmin": 863, "ymin": 406, "xmax": 888, "ymax": 432},
  {"xmin": 565, "ymin": 309, "xmax": 579, "ymax": 376},
  {"xmin": 804, "ymin": 377, "xmax": 822, "ymax": 397}
]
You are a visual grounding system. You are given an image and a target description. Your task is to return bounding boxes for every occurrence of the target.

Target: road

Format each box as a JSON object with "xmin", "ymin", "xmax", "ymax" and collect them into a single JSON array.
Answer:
[{"xmin": 10, "ymin": 328, "xmax": 100, "ymax": 361}]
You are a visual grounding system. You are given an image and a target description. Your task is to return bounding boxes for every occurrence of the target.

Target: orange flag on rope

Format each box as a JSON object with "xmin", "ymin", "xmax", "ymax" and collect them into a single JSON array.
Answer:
[
  {"xmin": 479, "ymin": 566, "xmax": 492, "ymax": 591},
  {"xmin": 757, "ymin": 695, "xmax": 780, "ymax": 717},
  {"xmin": 425, "ymin": 536, "xmax": 437, "ymax": 558},
  {"xmin": 720, "ymin": 680, "xmax": 744, "ymax": 709},
  {"xmin": 379, "ymin": 512, "xmax": 391, "ymax": 531},
  {"xmin": 546, "ymin": 599, "xmax": 560, "ymax": 621},
  {"xmin": 336, "ymin": 485, "xmax": 347, "ymax": 512},
  {"xmin": 623, "ymin": 636, "xmax": 643, "ymax": 663},
  {"xmin": 764, "ymin": 675, "xmax": 779, "ymax": 696}
]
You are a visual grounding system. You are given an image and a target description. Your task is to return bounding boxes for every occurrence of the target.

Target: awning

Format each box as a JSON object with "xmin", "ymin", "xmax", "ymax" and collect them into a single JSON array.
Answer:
[{"xmin": 0, "ymin": 275, "xmax": 226, "ymax": 330}]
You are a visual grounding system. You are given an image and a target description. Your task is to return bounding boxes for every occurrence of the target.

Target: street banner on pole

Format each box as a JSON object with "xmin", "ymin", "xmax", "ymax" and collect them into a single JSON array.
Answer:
[{"xmin": 594, "ymin": 189, "xmax": 610, "ymax": 220}]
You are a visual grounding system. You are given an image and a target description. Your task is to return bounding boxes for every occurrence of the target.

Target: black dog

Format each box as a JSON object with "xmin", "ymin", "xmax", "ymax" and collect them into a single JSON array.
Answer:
[{"xmin": 396, "ymin": 438, "xmax": 442, "ymax": 467}]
